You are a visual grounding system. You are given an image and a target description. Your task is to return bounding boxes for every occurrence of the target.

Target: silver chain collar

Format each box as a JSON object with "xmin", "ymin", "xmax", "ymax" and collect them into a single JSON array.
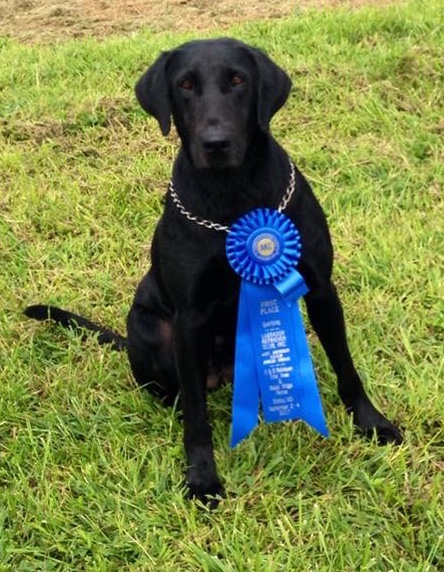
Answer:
[{"xmin": 168, "ymin": 158, "xmax": 296, "ymax": 234}]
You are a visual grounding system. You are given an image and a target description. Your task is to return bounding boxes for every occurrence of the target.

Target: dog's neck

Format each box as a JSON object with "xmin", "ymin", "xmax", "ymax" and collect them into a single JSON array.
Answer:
[{"xmin": 171, "ymin": 134, "xmax": 292, "ymax": 226}]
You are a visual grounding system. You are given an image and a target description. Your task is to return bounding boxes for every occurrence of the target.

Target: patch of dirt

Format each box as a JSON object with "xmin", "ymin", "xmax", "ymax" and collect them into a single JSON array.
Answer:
[{"xmin": 0, "ymin": 0, "xmax": 401, "ymax": 43}]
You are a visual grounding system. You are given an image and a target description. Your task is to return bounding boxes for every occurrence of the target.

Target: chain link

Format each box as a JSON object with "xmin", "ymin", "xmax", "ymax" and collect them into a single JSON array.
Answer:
[
  {"xmin": 168, "ymin": 182, "xmax": 230, "ymax": 232},
  {"xmin": 277, "ymin": 159, "xmax": 296, "ymax": 213},
  {"xmin": 168, "ymin": 158, "xmax": 296, "ymax": 233}
]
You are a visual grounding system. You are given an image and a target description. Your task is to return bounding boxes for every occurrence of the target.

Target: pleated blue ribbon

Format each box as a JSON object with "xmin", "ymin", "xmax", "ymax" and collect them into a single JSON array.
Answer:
[{"xmin": 226, "ymin": 208, "xmax": 329, "ymax": 447}]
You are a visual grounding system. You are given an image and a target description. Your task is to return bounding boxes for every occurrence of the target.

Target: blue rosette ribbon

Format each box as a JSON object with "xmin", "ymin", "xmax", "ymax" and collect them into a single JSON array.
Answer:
[{"xmin": 226, "ymin": 208, "xmax": 329, "ymax": 447}]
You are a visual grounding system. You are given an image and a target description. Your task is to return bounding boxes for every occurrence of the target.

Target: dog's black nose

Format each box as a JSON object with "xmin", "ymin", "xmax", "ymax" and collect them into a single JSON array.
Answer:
[{"xmin": 201, "ymin": 131, "xmax": 231, "ymax": 154}]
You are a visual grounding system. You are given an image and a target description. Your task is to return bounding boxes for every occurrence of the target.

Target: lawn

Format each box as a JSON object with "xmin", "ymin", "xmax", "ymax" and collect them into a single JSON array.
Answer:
[{"xmin": 0, "ymin": 0, "xmax": 443, "ymax": 570}]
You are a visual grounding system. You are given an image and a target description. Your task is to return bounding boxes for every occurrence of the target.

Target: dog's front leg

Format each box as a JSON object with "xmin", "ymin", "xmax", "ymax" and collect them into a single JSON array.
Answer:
[
  {"xmin": 305, "ymin": 282, "xmax": 402, "ymax": 444},
  {"xmin": 174, "ymin": 310, "xmax": 224, "ymax": 507}
]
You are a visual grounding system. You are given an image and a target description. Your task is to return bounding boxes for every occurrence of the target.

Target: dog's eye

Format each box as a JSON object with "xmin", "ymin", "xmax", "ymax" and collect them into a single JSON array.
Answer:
[
  {"xmin": 230, "ymin": 74, "xmax": 245, "ymax": 87},
  {"xmin": 179, "ymin": 78, "xmax": 194, "ymax": 90}
]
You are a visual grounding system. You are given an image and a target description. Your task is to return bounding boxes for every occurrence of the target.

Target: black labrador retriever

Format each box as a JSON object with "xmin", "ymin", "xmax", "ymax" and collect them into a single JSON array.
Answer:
[{"xmin": 25, "ymin": 38, "xmax": 402, "ymax": 505}]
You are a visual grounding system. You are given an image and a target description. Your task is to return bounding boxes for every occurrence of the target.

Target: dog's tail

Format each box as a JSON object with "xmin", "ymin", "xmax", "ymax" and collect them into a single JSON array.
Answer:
[{"xmin": 24, "ymin": 305, "xmax": 127, "ymax": 351}]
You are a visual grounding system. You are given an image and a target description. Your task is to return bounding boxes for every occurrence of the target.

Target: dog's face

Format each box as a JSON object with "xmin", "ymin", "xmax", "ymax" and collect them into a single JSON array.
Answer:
[
  {"xmin": 135, "ymin": 39, "xmax": 291, "ymax": 170},
  {"xmin": 166, "ymin": 41, "xmax": 256, "ymax": 170}
]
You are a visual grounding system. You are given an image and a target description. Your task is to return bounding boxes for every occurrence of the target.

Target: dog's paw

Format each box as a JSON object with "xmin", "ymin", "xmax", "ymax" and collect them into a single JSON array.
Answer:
[
  {"xmin": 351, "ymin": 399, "xmax": 403, "ymax": 445},
  {"xmin": 186, "ymin": 469, "xmax": 225, "ymax": 510},
  {"xmin": 362, "ymin": 419, "xmax": 403, "ymax": 445}
]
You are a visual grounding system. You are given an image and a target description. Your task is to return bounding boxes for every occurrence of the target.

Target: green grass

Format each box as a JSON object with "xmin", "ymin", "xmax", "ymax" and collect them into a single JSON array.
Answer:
[{"xmin": 1, "ymin": 0, "xmax": 443, "ymax": 569}]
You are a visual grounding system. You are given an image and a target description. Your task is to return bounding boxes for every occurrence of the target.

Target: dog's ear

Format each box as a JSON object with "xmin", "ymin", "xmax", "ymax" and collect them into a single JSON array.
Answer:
[
  {"xmin": 135, "ymin": 51, "xmax": 172, "ymax": 136},
  {"xmin": 248, "ymin": 47, "xmax": 292, "ymax": 132}
]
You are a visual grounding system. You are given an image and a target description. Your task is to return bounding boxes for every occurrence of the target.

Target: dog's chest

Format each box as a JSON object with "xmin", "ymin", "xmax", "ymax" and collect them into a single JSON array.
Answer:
[{"xmin": 198, "ymin": 253, "xmax": 240, "ymax": 305}]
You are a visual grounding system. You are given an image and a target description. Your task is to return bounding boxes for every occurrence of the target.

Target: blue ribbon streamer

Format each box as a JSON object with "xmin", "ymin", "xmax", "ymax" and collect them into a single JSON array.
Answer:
[{"xmin": 227, "ymin": 209, "xmax": 329, "ymax": 447}]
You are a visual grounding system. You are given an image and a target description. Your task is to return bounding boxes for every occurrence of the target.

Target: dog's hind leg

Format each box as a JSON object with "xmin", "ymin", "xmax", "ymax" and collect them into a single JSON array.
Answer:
[
  {"xmin": 304, "ymin": 282, "xmax": 402, "ymax": 444},
  {"xmin": 126, "ymin": 305, "xmax": 179, "ymax": 406}
]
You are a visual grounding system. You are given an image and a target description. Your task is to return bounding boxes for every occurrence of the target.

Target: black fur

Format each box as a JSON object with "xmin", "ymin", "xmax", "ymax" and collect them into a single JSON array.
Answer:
[
  {"xmin": 24, "ymin": 305, "xmax": 126, "ymax": 350},
  {"xmin": 25, "ymin": 38, "xmax": 402, "ymax": 508}
]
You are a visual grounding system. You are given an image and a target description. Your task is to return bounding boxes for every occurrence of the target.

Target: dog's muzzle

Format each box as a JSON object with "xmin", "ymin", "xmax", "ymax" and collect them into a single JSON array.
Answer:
[{"xmin": 193, "ymin": 126, "xmax": 245, "ymax": 169}]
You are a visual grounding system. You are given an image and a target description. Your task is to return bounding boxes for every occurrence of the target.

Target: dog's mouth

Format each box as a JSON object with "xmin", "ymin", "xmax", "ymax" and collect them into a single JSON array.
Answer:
[{"xmin": 202, "ymin": 150, "xmax": 237, "ymax": 169}]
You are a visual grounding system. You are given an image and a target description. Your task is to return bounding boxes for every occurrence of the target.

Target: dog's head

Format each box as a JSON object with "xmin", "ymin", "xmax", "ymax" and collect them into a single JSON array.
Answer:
[{"xmin": 135, "ymin": 38, "xmax": 291, "ymax": 170}]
